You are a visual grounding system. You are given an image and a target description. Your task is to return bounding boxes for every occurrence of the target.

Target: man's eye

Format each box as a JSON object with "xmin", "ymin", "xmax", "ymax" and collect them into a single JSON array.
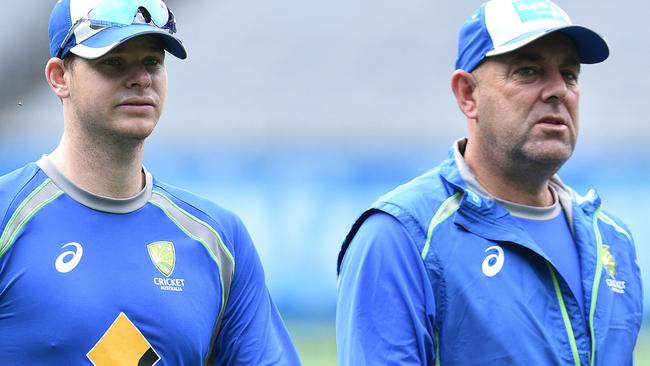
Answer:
[
  {"xmin": 563, "ymin": 72, "xmax": 579, "ymax": 83},
  {"xmin": 514, "ymin": 67, "xmax": 536, "ymax": 77},
  {"xmin": 102, "ymin": 58, "xmax": 122, "ymax": 66},
  {"xmin": 144, "ymin": 58, "xmax": 161, "ymax": 66}
]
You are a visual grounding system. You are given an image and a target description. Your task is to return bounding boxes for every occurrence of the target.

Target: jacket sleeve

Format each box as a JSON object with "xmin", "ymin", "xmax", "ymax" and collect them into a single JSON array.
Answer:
[
  {"xmin": 211, "ymin": 217, "xmax": 301, "ymax": 366},
  {"xmin": 337, "ymin": 212, "xmax": 436, "ymax": 366}
]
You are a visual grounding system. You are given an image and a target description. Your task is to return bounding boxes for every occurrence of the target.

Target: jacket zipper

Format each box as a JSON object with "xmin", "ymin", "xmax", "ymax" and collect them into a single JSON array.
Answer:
[
  {"xmin": 588, "ymin": 207, "xmax": 604, "ymax": 366},
  {"xmin": 547, "ymin": 205, "xmax": 604, "ymax": 366},
  {"xmin": 548, "ymin": 263, "xmax": 582, "ymax": 366}
]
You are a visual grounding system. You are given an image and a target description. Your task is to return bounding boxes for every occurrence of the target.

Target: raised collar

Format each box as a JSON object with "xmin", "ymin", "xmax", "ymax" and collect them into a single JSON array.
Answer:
[{"xmin": 438, "ymin": 139, "xmax": 602, "ymax": 230}]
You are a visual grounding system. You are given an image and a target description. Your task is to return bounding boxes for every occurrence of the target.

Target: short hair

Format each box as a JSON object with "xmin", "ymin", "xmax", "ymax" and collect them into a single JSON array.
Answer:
[{"xmin": 63, "ymin": 54, "xmax": 77, "ymax": 70}]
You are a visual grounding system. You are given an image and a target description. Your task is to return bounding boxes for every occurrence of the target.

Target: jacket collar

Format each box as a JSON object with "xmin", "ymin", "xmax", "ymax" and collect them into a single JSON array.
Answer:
[
  {"xmin": 440, "ymin": 138, "xmax": 602, "ymax": 216},
  {"xmin": 437, "ymin": 139, "xmax": 602, "ymax": 254}
]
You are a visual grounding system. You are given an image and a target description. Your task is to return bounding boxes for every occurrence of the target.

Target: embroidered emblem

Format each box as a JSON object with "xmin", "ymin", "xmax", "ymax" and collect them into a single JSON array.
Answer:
[
  {"xmin": 147, "ymin": 241, "xmax": 175, "ymax": 277},
  {"xmin": 601, "ymin": 245, "xmax": 625, "ymax": 294},
  {"xmin": 148, "ymin": 241, "xmax": 185, "ymax": 292}
]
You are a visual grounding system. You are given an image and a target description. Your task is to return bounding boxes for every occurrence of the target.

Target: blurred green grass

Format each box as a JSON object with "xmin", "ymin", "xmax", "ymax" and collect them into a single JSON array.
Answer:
[
  {"xmin": 288, "ymin": 320, "xmax": 650, "ymax": 366},
  {"xmin": 287, "ymin": 319, "xmax": 336, "ymax": 366},
  {"xmin": 636, "ymin": 325, "xmax": 650, "ymax": 365}
]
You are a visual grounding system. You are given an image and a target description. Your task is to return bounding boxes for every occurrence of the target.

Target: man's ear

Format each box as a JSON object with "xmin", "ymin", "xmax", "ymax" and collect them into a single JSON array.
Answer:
[
  {"xmin": 450, "ymin": 69, "xmax": 479, "ymax": 120},
  {"xmin": 45, "ymin": 57, "xmax": 71, "ymax": 99}
]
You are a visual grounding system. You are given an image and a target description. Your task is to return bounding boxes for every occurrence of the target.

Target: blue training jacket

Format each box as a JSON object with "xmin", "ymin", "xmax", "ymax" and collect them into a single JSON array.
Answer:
[
  {"xmin": 337, "ymin": 145, "xmax": 643, "ymax": 366},
  {"xmin": 0, "ymin": 159, "xmax": 301, "ymax": 365}
]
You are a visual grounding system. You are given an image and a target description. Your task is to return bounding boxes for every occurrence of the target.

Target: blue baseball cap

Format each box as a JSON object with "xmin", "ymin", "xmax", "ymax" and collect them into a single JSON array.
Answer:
[
  {"xmin": 455, "ymin": 0, "xmax": 609, "ymax": 72},
  {"xmin": 48, "ymin": 0, "xmax": 187, "ymax": 60}
]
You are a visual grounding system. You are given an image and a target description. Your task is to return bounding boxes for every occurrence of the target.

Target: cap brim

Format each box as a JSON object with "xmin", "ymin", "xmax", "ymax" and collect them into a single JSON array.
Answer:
[
  {"xmin": 70, "ymin": 24, "xmax": 187, "ymax": 60},
  {"xmin": 486, "ymin": 25, "xmax": 609, "ymax": 64}
]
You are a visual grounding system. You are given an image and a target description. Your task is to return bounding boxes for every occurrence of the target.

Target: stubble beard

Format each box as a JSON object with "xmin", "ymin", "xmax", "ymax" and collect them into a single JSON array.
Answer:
[
  {"xmin": 78, "ymin": 95, "xmax": 157, "ymax": 134},
  {"xmin": 476, "ymin": 119, "xmax": 576, "ymax": 185},
  {"xmin": 504, "ymin": 133, "xmax": 576, "ymax": 180}
]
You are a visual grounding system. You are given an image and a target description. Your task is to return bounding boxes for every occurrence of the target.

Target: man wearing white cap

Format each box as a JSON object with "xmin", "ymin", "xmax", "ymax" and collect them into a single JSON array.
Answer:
[
  {"xmin": 0, "ymin": 0, "xmax": 300, "ymax": 364},
  {"xmin": 336, "ymin": 1, "xmax": 643, "ymax": 365}
]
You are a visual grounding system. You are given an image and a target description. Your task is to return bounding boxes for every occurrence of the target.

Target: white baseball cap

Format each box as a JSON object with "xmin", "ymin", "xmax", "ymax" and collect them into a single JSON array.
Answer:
[{"xmin": 455, "ymin": 0, "xmax": 609, "ymax": 72}]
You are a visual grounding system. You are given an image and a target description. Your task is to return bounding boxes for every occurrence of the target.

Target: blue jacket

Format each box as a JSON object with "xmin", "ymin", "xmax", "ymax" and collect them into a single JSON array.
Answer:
[
  {"xmin": 0, "ymin": 159, "xmax": 301, "ymax": 365},
  {"xmin": 337, "ymin": 147, "xmax": 643, "ymax": 366}
]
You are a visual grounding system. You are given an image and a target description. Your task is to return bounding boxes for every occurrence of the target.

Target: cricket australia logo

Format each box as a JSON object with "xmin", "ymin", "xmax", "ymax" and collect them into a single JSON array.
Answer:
[
  {"xmin": 147, "ymin": 241, "xmax": 185, "ymax": 292},
  {"xmin": 601, "ymin": 245, "xmax": 625, "ymax": 294}
]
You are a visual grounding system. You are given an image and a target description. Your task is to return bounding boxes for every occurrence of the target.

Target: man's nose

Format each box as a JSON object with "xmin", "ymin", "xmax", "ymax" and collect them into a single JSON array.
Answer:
[
  {"xmin": 541, "ymin": 70, "xmax": 571, "ymax": 104},
  {"xmin": 126, "ymin": 64, "xmax": 153, "ymax": 89}
]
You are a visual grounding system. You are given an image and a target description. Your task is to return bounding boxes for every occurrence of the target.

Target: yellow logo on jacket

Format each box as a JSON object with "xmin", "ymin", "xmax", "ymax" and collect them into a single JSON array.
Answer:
[
  {"xmin": 87, "ymin": 312, "xmax": 160, "ymax": 365},
  {"xmin": 147, "ymin": 241, "xmax": 186, "ymax": 292},
  {"xmin": 148, "ymin": 241, "xmax": 175, "ymax": 277},
  {"xmin": 601, "ymin": 245, "xmax": 626, "ymax": 294},
  {"xmin": 601, "ymin": 245, "xmax": 616, "ymax": 277}
]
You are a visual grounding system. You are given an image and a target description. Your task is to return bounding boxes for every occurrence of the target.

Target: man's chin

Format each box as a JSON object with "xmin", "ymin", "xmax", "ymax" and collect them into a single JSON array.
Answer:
[
  {"xmin": 108, "ymin": 120, "xmax": 157, "ymax": 142},
  {"xmin": 523, "ymin": 144, "xmax": 574, "ymax": 167}
]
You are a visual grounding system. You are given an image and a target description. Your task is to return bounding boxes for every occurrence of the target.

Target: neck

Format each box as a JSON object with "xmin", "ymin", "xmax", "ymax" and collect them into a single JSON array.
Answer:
[
  {"xmin": 463, "ymin": 141, "xmax": 558, "ymax": 207},
  {"xmin": 48, "ymin": 130, "xmax": 146, "ymax": 198}
]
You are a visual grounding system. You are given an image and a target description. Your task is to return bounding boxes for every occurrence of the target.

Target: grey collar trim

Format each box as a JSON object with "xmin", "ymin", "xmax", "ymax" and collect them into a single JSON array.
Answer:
[
  {"xmin": 493, "ymin": 190, "xmax": 561, "ymax": 220},
  {"xmin": 453, "ymin": 138, "xmax": 572, "ymax": 221},
  {"xmin": 36, "ymin": 156, "xmax": 153, "ymax": 214}
]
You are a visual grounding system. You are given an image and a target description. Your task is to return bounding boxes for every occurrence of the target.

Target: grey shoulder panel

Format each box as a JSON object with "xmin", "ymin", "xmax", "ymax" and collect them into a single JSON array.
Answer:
[
  {"xmin": 149, "ymin": 191, "xmax": 234, "ymax": 341},
  {"xmin": 0, "ymin": 179, "xmax": 63, "ymax": 257}
]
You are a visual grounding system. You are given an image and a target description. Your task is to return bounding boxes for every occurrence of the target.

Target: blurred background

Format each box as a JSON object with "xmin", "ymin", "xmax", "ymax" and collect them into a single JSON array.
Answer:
[{"xmin": 2, "ymin": 1, "xmax": 648, "ymax": 364}]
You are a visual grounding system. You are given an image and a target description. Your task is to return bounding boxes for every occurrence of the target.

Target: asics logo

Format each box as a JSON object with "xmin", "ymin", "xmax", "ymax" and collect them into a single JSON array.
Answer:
[
  {"xmin": 482, "ymin": 245, "xmax": 504, "ymax": 277},
  {"xmin": 55, "ymin": 242, "xmax": 84, "ymax": 273}
]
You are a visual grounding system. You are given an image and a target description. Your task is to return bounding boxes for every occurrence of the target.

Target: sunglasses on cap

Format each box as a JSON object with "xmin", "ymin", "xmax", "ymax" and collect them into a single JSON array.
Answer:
[{"xmin": 56, "ymin": 0, "xmax": 178, "ymax": 59}]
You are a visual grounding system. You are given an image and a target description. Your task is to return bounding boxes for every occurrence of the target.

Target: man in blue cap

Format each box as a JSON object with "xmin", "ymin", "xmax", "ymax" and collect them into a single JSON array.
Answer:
[
  {"xmin": 336, "ymin": 0, "xmax": 643, "ymax": 365},
  {"xmin": 0, "ymin": 1, "xmax": 300, "ymax": 364}
]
